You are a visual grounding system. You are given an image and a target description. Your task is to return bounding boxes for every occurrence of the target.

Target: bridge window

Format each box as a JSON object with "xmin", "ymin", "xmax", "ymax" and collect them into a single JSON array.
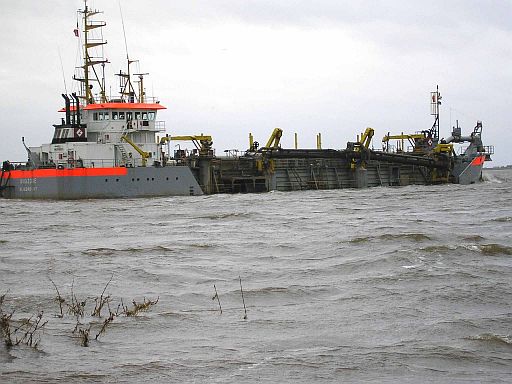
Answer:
[
  {"xmin": 126, "ymin": 112, "xmax": 133, "ymax": 120},
  {"xmin": 112, "ymin": 112, "xmax": 119, "ymax": 120},
  {"xmin": 119, "ymin": 111, "xmax": 125, "ymax": 120},
  {"xmin": 135, "ymin": 112, "xmax": 141, "ymax": 120},
  {"xmin": 148, "ymin": 112, "xmax": 156, "ymax": 120},
  {"xmin": 142, "ymin": 112, "xmax": 148, "ymax": 120},
  {"xmin": 93, "ymin": 112, "xmax": 98, "ymax": 120},
  {"xmin": 103, "ymin": 112, "xmax": 110, "ymax": 120}
]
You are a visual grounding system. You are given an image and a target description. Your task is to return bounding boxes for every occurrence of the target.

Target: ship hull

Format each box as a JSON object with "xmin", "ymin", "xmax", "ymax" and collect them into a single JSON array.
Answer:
[
  {"xmin": 0, "ymin": 166, "xmax": 203, "ymax": 199},
  {"xmin": 452, "ymin": 155, "xmax": 485, "ymax": 185}
]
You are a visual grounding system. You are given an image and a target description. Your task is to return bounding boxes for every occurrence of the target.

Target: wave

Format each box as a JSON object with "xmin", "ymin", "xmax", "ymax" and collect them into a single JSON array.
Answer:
[
  {"xmin": 421, "ymin": 245, "xmax": 458, "ymax": 253},
  {"xmin": 349, "ymin": 233, "xmax": 431, "ymax": 244},
  {"xmin": 490, "ymin": 217, "xmax": 512, "ymax": 223},
  {"xmin": 411, "ymin": 345, "xmax": 481, "ymax": 362},
  {"xmin": 421, "ymin": 243, "xmax": 512, "ymax": 256},
  {"xmin": 466, "ymin": 333, "xmax": 512, "ymax": 346},
  {"xmin": 244, "ymin": 286, "xmax": 289, "ymax": 294},
  {"xmin": 81, "ymin": 245, "xmax": 177, "ymax": 256},
  {"xmin": 478, "ymin": 244, "xmax": 512, "ymax": 256},
  {"xmin": 81, "ymin": 247, "xmax": 118, "ymax": 256},
  {"xmin": 188, "ymin": 243, "xmax": 217, "ymax": 249},
  {"xmin": 460, "ymin": 235, "xmax": 485, "ymax": 242},
  {"xmin": 198, "ymin": 212, "xmax": 252, "ymax": 220},
  {"xmin": 238, "ymin": 284, "xmax": 332, "ymax": 298},
  {"xmin": 482, "ymin": 171, "xmax": 511, "ymax": 183}
]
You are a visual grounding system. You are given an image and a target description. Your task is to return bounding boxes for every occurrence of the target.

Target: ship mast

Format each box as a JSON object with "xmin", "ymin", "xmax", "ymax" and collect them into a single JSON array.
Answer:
[
  {"xmin": 430, "ymin": 85, "xmax": 442, "ymax": 139},
  {"xmin": 75, "ymin": 0, "xmax": 108, "ymax": 104},
  {"xmin": 134, "ymin": 73, "xmax": 149, "ymax": 103},
  {"xmin": 116, "ymin": 59, "xmax": 138, "ymax": 103},
  {"xmin": 115, "ymin": 1, "xmax": 141, "ymax": 104}
]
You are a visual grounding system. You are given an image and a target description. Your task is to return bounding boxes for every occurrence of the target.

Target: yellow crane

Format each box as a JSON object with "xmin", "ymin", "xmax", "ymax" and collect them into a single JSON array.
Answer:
[
  {"xmin": 121, "ymin": 135, "xmax": 151, "ymax": 166},
  {"xmin": 264, "ymin": 128, "xmax": 283, "ymax": 149},
  {"xmin": 358, "ymin": 127, "xmax": 374, "ymax": 150},
  {"xmin": 382, "ymin": 132, "xmax": 426, "ymax": 153},
  {"xmin": 350, "ymin": 127, "xmax": 374, "ymax": 169},
  {"xmin": 161, "ymin": 135, "xmax": 213, "ymax": 156}
]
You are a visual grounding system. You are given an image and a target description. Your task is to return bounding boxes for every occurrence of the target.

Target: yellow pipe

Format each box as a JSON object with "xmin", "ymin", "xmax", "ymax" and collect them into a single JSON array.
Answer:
[{"xmin": 294, "ymin": 132, "xmax": 298, "ymax": 149}]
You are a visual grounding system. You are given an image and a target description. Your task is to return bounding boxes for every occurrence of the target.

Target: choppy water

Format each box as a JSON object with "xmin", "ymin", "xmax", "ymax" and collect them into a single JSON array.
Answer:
[{"xmin": 1, "ymin": 169, "xmax": 511, "ymax": 383}]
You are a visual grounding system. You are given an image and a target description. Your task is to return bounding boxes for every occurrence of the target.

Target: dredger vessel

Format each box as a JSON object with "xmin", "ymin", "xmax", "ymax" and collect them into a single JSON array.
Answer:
[{"xmin": 0, "ymin": 2, "xmax": 494, "ymax": 199}]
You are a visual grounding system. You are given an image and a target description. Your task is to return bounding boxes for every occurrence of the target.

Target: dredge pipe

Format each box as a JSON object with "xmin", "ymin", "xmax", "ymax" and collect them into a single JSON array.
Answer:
[
  {"xmin": 262, "ymin": 148, "xmax": 451, "ymax": 170},
  {"xmin": 363, "ymin": 150, "xmax": 450, "ymax": 169}
]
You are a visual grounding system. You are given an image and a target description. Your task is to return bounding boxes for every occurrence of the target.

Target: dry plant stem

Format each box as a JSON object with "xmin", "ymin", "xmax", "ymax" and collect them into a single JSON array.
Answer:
[
  {"xmin": 78, "ymin": 325, "xmax": 91, "ymax": 347},
  {"xmin": 68, "ymin": 279, "xmax": 86, "ymax": 318},
  {"xmin": 92, "ymin": 274, "xmax": 114, "ymax": 317},
  {"xmin": 49, "ymin": 278, "xmax": 64, "ymax": 318},
  {"xmin": 1, "ymin": 280, "xmax": 160, "ymax": 349},
  {"xmin": 1, "ymin": 292, "xmax": 15, "ymax": 347},
  {"xmin": 95, "ymin": 312, "xmax": 115, "ymax": 340},
  {"xmin": 10, "ymin": 311, "xmax": 47, "ymax": 348},
  {"xmin": 124, "ymin": 297, "xmax": 159, "ymax": 317},
  {"xmin": 239, "ymin": 276, "xmax": 248, "ymax": 320},
  {"xmin": 0, "ymin": 291, "xmax": 7, "ymax": 307},
  {"xmin": 212, "ymin": 284, "xmax": 222, "ymax": 314},
  {"xmin": 0, "ymin": 311, "xmax": 14, "ymax": 347}
]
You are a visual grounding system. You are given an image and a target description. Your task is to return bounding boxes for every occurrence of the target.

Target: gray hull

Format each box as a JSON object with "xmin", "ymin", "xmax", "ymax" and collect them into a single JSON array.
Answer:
[
  {"xmin": 452, "ymin": 158, "xmax": 484, "ymax": 185},
  {"xmin": 1, "ymin": 166, "xmax": 203, "ymax": 199}
]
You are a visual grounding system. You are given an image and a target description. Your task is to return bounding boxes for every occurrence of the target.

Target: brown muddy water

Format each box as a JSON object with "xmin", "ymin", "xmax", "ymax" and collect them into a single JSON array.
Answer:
[{"xmin": 0, "ymin": 169, "xmax": 511, "ymax": 383}]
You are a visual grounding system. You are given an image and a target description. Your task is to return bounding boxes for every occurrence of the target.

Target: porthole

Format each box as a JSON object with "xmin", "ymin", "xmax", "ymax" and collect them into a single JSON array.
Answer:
[
  {"xmin": 105, "ymin": 179, "xmax": 108, "ymax": 182},
  {"xmin": 175, "ymin": 176, "xmax": 179, "ymax": 180}
]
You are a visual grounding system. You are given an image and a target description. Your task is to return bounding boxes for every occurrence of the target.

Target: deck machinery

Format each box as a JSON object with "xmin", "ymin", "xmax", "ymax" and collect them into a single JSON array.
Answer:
[{"xmin": 172, "ymin": 88, "xmax": 494, "ymax": 195}]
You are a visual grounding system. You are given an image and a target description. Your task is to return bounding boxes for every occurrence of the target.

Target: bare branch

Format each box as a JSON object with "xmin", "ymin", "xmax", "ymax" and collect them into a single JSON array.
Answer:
[{"xmin": 49, "ymin": 278, "xmax": 64, "ymax": 318}]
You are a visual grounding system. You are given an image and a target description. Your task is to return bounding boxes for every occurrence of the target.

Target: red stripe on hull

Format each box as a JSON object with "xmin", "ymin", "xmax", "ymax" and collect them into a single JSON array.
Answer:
[{"xmin": 4, "ymin": 167, "xmax": 128, "ymax": 179}]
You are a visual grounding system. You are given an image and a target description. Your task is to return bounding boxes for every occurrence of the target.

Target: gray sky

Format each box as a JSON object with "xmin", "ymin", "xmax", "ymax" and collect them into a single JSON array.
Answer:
[{"xmin": 1, "ymin": 0, "xmax": 511, "ymax": 165}]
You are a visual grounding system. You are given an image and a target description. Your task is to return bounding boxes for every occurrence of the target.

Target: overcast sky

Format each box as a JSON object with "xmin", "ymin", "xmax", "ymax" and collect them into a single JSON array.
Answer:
[{"xmin": 0, "ymin": 0, "xmax": 511, "ymax": 165}]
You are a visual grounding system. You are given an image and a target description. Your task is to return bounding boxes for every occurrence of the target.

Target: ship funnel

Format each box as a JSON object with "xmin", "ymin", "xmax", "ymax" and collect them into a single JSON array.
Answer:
[
  {"xmin": 62, "ymin": 94, "xmax": 71, "ymax": 125},
  {"xmin": 69, "ymin": 95, "xmax": 76, "ymax": 125},
  {"xmin": 72, "ymin": 93, "xmax": 81, "ymax": 126}
]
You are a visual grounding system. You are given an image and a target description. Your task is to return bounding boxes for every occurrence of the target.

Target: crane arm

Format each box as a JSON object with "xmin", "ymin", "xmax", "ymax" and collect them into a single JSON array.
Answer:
[
  {"xmin": 121, "ymin": 135, "xmax": 150, "ymax": 166},
  {"xmin": 170, "ymin": 135, "xmax": 212, "ymax": 142},
  {"xmin": 265, "ymin": 128, "xmax": 283, "ymax": 149},
  {"xmin": 382, "ymin": 133, "xmax": 424, "ymax": 143},
  {"xmin": 360, "ymin": 127, "xmax": 374, "ymax": 149},
  {"xmin": 169, "ymin": 135, "xmax": 213, "ymax": 155}
]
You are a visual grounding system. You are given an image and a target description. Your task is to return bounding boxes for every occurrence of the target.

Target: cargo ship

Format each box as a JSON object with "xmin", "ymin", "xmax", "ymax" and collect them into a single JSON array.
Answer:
[{"xmin": 0, "ymin": 2, "xmax": 494, "ymax": 199}]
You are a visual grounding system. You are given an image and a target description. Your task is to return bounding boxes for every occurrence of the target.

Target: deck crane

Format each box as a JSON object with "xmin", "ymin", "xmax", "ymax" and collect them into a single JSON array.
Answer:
[
  {"xmin": 348, "ymin": 127, "xmax": 374, "ymax": 169},
  {"xmin": 162, "ymin": 135, "xmax": 214, "ymax": 157},
  {"xmin": 263, "ymin": 128, "xmax": 283, "ymax": 149},
  {"xmin": 121, "ymin": 135, "xmax": 151, "ymax": 166}
]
